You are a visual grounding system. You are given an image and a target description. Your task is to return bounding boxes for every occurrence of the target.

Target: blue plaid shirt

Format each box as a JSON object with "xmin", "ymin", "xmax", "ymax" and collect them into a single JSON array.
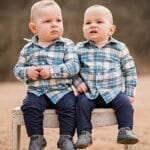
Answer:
[
  {"xmin": 14, "ymin": 36, "xmax": 79, "ymax": 104},
  {"xmin": 73, "ymin": 38, "xmax": 137, "ymax": 104}
]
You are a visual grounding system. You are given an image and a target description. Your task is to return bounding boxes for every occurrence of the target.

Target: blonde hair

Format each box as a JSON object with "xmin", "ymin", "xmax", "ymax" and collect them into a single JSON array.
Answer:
[
  {"xmin": 85, "ymin": 5, "xmax": 114, "ymax": 24},
  {"xmin": 30, "ymin": 0, "xmax": 61, "ymax": 22}
]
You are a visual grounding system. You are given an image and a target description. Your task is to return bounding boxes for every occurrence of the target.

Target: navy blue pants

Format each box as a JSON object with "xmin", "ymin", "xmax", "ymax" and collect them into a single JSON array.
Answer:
[
  {"xmin": 76, "ymin": 92, "xmax": 134, "ymax": 135},
  {"xmin": 21, "ymin": 92, "xmax": 76, "ymax": 137}
]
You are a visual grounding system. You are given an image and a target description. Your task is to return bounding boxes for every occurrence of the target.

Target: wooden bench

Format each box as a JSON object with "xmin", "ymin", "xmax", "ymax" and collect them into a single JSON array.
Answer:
[{"xmin": 12, "ymin": 107, "xmax": 132, "ymax": 150}]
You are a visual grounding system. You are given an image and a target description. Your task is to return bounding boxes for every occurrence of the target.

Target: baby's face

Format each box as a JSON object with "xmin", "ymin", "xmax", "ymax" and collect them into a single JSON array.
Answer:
[
  {"xmin": 34, "ymin": 5, "xmax": 64, "ymax": 43},
  {"xmin": 83, "ymin": 6, "xmax": 115, "ymax": 44}
]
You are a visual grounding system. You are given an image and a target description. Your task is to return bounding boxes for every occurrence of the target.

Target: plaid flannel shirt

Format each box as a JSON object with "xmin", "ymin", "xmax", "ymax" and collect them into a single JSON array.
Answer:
[
  {"xmin": 14, "ymin": 36, "xmax": 79, "ymax": 104},
  {"xmin": 73, "ymin": 38, "xmax": 137, "ymax": 103}
]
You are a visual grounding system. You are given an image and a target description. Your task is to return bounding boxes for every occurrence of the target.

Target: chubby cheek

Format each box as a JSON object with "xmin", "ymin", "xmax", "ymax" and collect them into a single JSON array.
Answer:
[
  {"xmin": 83, "ymin": 27, "xmax": 89, "ymax": 39},
  {"xmin": 83, "ymin": 32, "xmax": 89, "ymax": 39},
  {"xmin": 59, "ymin": 27, "xmax": 64, "ymax": 36}
]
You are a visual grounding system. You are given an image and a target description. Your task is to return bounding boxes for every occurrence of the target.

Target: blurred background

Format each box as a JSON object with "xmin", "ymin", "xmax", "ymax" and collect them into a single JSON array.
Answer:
[
  {"xmin": 0, "ymin": 0, "xmax": 150, "ymax": 82},
  {"xmin": 0, "ymin": 1, "xmax": 150, "ymax": 149}
]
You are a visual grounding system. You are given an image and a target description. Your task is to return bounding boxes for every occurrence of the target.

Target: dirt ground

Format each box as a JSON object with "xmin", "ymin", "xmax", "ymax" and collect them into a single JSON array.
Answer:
[{"xmin": 0, "ymin": 75, "xmax": 150, "ymax": 150}]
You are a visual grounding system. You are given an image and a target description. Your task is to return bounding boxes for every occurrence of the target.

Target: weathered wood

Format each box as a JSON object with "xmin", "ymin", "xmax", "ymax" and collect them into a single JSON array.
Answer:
[
  {"xmin": 12, "ymin": 107, "xmax": 131, "ymax": 150},
  {"xmin": 12, "ymin": 107, "xmax": 117, "ymax": 128}
]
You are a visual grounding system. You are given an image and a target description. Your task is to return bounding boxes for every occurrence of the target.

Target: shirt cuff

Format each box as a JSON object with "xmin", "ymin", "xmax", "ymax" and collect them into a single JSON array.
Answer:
[
  {"xmin": 73, "ymin": 78, "xmax": 84, "ymax": 87},
  {"xmin": 24, "ymin": 67, "xmax": 30, "ymax": 82},
  {"xmin": 125, "ymin": 87, "xmax": 136, "ymax": 97}
]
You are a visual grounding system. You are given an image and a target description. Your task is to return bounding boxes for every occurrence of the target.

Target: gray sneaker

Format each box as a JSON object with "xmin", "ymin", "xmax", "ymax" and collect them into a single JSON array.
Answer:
[
  {"xmin": 29, "ymin": 135, "xmax": 47, "ymax": 150},
  {"xmin": 117, "ymin": 127, "xmax": 139, "ymax": 144},
  {"xmin": 75, "ymin": 130, "xmax": 92, "ymax": 149},
  {"xmin": 57, "ymin": 135, "xmax": 76, "ymax": 150}
]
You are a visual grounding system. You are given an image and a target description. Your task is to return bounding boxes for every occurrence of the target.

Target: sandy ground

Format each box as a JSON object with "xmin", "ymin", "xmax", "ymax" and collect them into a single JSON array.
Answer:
[{"xmin": 0, "ymin": 75, "xmax": 150, "ymax": 150}]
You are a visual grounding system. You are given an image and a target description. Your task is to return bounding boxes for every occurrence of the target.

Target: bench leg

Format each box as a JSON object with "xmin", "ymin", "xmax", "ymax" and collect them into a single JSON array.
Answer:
[
  {"xmin": 124, "ymin": 144, "xmax": 132, "ymax": 150},
  {"xmin": 12, "ymin": 123, "xmax": 21, "ymax": 150}
]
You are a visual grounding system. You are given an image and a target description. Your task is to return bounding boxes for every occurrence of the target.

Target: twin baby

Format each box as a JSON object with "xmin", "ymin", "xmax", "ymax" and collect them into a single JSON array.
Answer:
[{"xmin": 14, "ymin": 0, "xmax": 139, "ymax": 150}]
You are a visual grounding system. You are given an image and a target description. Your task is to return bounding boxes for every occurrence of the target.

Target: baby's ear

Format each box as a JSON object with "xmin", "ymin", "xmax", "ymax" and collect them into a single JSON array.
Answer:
[
  {"xmin": 29, "ymin": 22, "xmax": 37, "ymax": 34},
  {"xmin": 109, "ymin": 24, "xmax": 116, "ymax": 36}
]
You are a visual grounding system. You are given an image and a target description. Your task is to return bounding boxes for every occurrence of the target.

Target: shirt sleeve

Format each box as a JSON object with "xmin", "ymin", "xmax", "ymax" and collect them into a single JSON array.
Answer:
[
  {"xmin": 72, "ymin": 43, "xmax": 85, "ymax": 87},
  {"xmin": 50, "ymin": 41, "xmax": 80, "ymax": 79},
  {"xmin": 13, "ymin": 48, "xmax": 29, "ymax": 82},
  {"xmin": 120, "ymin": 44, "xmax": 137, "ymax": 97}
]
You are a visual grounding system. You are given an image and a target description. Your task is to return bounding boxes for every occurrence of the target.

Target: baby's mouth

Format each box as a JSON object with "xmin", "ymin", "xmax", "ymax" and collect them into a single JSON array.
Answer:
[
  {"xmin": 51, "ymin": 30, "xmax": 58, "ymax": 34},
  {"xmin": 90, "ymin": 30, "xmax": 98, "ymax": 33}
]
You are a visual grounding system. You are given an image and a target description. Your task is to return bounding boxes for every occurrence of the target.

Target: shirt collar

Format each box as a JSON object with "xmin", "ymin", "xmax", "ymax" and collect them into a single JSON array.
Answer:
[
  {"xmin": 24, "ymin": 35, "xmax": 64, "ymax": 45},
  {"xmin": 83, "ymin": 37, "xmax": 119, "ymax": 47}
]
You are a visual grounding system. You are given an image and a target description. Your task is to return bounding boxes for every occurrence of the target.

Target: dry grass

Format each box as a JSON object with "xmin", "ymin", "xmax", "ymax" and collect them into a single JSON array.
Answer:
[{"xmin": 0, "ymin": 75, "xmax": 150, "ymax": 150}]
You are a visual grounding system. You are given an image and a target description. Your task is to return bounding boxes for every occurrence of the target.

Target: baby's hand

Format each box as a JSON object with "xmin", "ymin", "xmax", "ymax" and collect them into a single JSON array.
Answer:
[
  {"xmin": 76, "ymin": 83, "xmax": 88, "ymax": 93},
  {"xmin": 39, "ymin": 65, "xmax": 51, "ymax": 79},
  {"xmin": 128, "ymin": 96, "xmax": 135, "ymax": 103},
  {"xmin": 26, "ymin": 66, "xmax": 41, "ymax": 81}
]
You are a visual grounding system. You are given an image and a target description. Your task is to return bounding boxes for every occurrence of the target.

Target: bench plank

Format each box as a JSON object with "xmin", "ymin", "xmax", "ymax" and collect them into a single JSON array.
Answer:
[{"xmin": 12, "ymin": 107, "xmax": 117, "ymax": 127}]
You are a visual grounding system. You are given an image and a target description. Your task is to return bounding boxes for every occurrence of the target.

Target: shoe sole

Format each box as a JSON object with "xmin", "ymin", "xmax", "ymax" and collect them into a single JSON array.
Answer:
[
  {"xmin": 57, "ymin": 144, "xmax": 76, "ymax": 150},
  {"xmin": 117, "ymin": 138, "xmax": 139, "ymax": 144},
  {"xmin": 76, "ymin": 142, "xmax": 92, "ymax": 149}
]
